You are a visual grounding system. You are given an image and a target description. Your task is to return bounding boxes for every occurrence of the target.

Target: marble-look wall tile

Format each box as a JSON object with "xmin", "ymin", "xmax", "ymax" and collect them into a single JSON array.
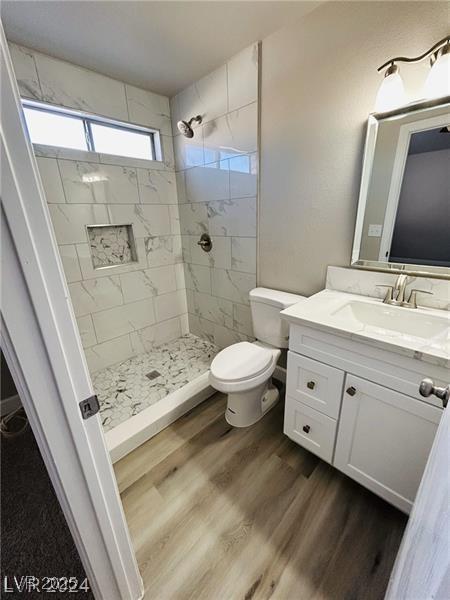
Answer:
[
  {"xmin": 107, "ymin": 204, "xmax": 171, "ymax": 237},
  {"xmin": 181, "ymin": 235, "xmax": 192, "ymax": 263},
  {"xmin": 161, "ymin": 136, "xmax": 176, "ymax": 170},
  {"xmin": 76, "ymin": 315, "xmax": 97, "ymax": 348},
  {"xmin": 145, "ymin": 235, "xmax": 183, "ymax": 267},
  {"xmin": 58, "ymin": 244, "xmax": 82, "ymax": 282},
  {"xmin": 173, "ymin": 133, "xmax": 204, "ymax": 170},
  {"xmin": 184, "ymin": 263, "xmax": 211, "ymax": 294},
  {"xmin": 58, "ymin": 161, "xmax": 139, "ymax": 204},
  {"xmin": 8, "ymin": 43, "xmax": 42, "ymax": 100},
  {"xmin": 174, "ymin": 263, "xmax": 186, "ymax": 290},
  {"xmin": 326, "ymin": 266, "xmax": 450, "ymax": 311},
  {"xmin": 213, "ymin": 324, "xmax": 247, "ymax": 350},
  {"xmin": 175, "ymin": 42, "xmax": 259, "ymax": 346},
  {"xmin": 203, "ymin": 103, "xmax": 257, "ymax": 163},
  {"xmin": 179, "ymin": 203, "xmax": 208, "ymax": 235},
  {"xmin": 92, "ymin": 298, "xmax": 156, "ymax": 343},
  {"xmin": 34, "ymin": 51, "xmax": 128, "ymax": 121},
  {"xmin": 192, "ymin": 291, "xmax": 233, "ymax": 329},
  {"xmin": 137, "ymin": 169, "xmax": 177, "ymax": 204},
  {"xmin": 207, "ymin": 197, "xmax": 256, "ymax": 237},
  {"xmin": 227, "ymin": 43, "xmax": 259, "ymax": 112},
  {"xmin": 129, "ymin": 317, "xmax": 182, "ymax": 354},
  {"xmin": 169, "ymin": 205, "xmax": 181, "ymax": 236},
  {"xmin": 233, "ymin": 303, "xmax": 254, "ymax": 337},
  {"xmin": 84, "ymin": 334, "xmax": 134, "ymax": 373},
  {"xmin": 229, "ymin": 153, "xmax": 258, "ymax": 198},
  {"xmin": 120, "ymin": 266, "xmax": 177, "ymax": 303},
  {"xmin": 188, "ymin": 235, "xmax": 232, "ymax": 270},
  {"xmin": 36, "ymin": 157, "xmax": 66, "ymax": 203},
  {"xmin": 125, "ymin": 84, "xmax": 172, "ymax": 135},
  {"xmin": 175, "ymin": 171, "xmax": 187, "ymax": 204},
  {"xmin": 187, "ymin": 314, "xmax": 215, "ymax": 344},
  {"xmin": 34, "ymin": 144, "xmax": 101, "ymax": 163},
  {"xmin": 211, "ymin": 268, "xmax": 256, "ymax": 305},
  {"xmin": 231, "ymin": 237, "xmax": 257, "ymax": 273},
  {"xmin": 185, "ymin": 162, "xmax": 230, "ymax": 203},
  {"xmin": 14, "ymin": 44, "xmax": 190, "ymax": 372},
  {"xmin": 170, "ymin": 65, "xmax": 227, "ymax": 135},
  {"xmin": 68, "ymin": 276, "xmax": 123, "ymax": 317},
  {"xmin": 154, "ymin": 290, "xmax": 187, "ymax": 322},
  {"xmin": 49, "ymin": 204, "xmax": 109, "ymax": 244}
]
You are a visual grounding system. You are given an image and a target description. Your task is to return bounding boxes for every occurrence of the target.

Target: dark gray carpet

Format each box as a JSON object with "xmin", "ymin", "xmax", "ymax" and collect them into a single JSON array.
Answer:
[{"xmin": 1, "ymin": 420, "xmax": 94, "ymax": 598}]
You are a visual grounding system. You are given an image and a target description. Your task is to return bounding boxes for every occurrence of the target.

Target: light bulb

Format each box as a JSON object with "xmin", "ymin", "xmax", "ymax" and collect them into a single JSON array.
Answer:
[
  {"xmin": 424, "ymin": 44, "xmax": 450, "ymax": 99},
  {"xmin": 375, "ymin": 64, "xmax": 407, "ymax": 112}
]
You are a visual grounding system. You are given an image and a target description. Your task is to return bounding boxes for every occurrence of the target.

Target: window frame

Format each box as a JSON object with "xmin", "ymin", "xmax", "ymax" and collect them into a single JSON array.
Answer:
[{"xmin": 21, "ymin": 98, "xmax": 160, "ymax": 161}]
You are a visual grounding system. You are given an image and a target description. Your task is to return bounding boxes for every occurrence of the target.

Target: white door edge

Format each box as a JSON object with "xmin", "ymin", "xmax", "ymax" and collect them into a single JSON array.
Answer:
[{"xmin": 1, "ymin": 26, "xmax": 143, "ymax": 600}]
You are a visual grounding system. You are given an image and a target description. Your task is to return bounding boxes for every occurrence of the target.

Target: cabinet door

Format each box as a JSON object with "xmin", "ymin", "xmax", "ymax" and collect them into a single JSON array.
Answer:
[{"xmin": 334, "ymin": 375, "xmax": 442, "ymax": 513}]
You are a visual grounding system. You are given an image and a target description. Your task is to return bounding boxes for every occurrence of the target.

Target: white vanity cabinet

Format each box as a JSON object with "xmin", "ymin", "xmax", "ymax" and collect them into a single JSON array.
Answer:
[
  {"xmin": 284, "ymin": 323, "xmax": 446, "ymax": 513},
  {"xmin": 334, "ymin": 375, "xmax": 441, "ymax": 513}
]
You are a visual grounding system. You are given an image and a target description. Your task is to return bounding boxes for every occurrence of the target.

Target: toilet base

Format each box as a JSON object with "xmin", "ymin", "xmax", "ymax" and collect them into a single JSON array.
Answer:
[{"xmin": 225, "ymin": 379, "xmax": 280, "ymax": 428}]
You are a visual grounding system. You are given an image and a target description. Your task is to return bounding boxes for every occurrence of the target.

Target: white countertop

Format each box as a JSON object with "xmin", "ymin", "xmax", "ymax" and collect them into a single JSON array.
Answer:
[{"xmin": 281, "ymin": 289, "xmax": 450, "ymax": 369}]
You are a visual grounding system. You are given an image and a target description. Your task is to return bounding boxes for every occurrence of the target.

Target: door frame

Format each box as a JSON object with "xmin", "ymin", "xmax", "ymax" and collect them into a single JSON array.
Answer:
[{"xmin": 1, "ymin": 25, "xmax": 143, "ymax": 600}]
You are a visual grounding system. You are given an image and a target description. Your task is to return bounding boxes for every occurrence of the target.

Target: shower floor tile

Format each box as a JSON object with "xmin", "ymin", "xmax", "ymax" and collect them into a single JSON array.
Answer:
[{"xmin": 93, "ymin": 334, "xmax": 219, "ymax": 432}]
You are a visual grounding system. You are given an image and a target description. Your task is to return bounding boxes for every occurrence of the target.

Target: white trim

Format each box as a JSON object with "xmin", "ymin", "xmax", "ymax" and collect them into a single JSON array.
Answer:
[
  {"xmin": 1, "ymin": 27, "xmax": 143, "ymax": 600},
  {"xmin": 351, "ymin": 115, "xmax": 379, "ymax": 264},
  {"xmin": 378, "ymin": 113, "xmax": 449, "ymax": 262},
  {"xmin": 107, "ymin": 375, "xmax": 215, "ymax": 463}
]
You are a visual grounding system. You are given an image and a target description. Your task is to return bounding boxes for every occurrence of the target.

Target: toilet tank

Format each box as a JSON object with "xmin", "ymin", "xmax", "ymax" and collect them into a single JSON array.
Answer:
[{"xmin": 249, "ymin": 287, "xmax": 305, "ymax": 348}]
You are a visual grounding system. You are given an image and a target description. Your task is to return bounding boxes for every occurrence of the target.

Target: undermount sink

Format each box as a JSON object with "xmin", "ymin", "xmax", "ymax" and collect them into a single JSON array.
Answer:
[
  {"xmin": 280, "ymin": 289, "xmax": 450, "ymax": 365},
  {"xmin": 331, "ymin": 300, "xmax": 449, "ymax": 340}
]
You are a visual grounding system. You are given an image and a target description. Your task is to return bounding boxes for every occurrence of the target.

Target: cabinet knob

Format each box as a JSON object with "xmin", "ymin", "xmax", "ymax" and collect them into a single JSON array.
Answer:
[
  {"xmin": 302, "ymin": 425, "xmax": 311, "ymax": 433},
  {"xmin": 307, "ymin": 381, "xmax": 315, "ymax": 390},
  {"xmin": 346, "ymin": 386, "xmax": 357, "ymax": 396}
]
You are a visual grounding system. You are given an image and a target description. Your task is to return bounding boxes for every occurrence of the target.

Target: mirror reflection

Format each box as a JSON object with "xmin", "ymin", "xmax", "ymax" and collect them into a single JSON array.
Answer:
[{"xmin": 354, "ymin": 102, "xmax": 450, "ymax": 275}]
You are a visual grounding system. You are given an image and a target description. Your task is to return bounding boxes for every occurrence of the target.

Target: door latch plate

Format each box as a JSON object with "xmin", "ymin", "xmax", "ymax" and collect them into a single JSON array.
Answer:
[{"xmin": 79, "ymin": 394, "xmax": 100, "ymax": 420}]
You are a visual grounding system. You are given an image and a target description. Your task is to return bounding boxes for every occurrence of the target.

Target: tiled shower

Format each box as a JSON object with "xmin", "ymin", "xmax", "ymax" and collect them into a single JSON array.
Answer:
[{"xmin": 9, "ymin": 41, "xmax": 259, "ymax": 442}]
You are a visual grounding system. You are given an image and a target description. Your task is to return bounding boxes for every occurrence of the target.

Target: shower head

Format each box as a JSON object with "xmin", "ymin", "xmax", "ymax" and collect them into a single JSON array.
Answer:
[{"xmin": 177, "ymin": 115, "xmax": 202, "ymax": 138}]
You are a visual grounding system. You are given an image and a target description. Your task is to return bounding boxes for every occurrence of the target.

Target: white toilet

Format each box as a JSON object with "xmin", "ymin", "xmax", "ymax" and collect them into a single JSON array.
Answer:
[{"xmin": 209, "ymin": 287, "xmax": 305, "ymax": 427}]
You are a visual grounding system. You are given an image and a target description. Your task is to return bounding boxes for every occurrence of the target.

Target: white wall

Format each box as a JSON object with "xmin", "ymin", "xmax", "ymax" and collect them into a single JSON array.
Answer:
[
  {"xmin": 259, "ymin": 1, "xmax": 448, "ymax": 296},
  {"xmin": 9, "ymin": 43, "xmax": 187, "ymax": 373},
  {"xmin": 171, "ymin": 43, "xmax": 259, "ymax": 348}
]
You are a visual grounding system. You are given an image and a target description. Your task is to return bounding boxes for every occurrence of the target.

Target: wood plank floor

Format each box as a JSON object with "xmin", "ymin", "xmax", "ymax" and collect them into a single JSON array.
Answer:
[{"xmin": 115, "ymin": 393, "xmax": 407, "ymax": 600}]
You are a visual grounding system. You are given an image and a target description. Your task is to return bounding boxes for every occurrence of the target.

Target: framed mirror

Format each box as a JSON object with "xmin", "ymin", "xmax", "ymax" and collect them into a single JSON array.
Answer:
[{"xmin": 352, "ymin": 99, "xmax": 450, "ymax": 278}]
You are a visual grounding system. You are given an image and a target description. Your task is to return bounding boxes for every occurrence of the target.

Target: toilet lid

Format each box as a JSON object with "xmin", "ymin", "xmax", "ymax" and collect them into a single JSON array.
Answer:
[{"xmin": 210, "ymin": 342, "xmax": 273, "ymax": 382}]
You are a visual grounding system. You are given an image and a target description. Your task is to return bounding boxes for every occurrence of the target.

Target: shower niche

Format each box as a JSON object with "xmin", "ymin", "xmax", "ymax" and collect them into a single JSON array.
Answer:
[{"xmin": 87, "ymin": 223, "xmax": 138, "ymax": 269}]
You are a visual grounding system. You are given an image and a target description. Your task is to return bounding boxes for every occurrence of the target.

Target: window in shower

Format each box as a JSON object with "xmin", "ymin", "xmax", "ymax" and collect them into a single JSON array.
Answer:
[
  {"xmin": 87, "ymin": 224, "xmax": 138, "ymax": 269},
  {"xmin": 21, "ymin": 99, "xmax": 160, "ymax": 161}
]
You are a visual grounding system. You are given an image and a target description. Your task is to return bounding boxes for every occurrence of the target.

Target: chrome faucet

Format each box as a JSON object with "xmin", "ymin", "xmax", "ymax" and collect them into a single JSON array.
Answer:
[{"xmin": 377, "ymin": 274, "xmax": 433, "ymax": 309}]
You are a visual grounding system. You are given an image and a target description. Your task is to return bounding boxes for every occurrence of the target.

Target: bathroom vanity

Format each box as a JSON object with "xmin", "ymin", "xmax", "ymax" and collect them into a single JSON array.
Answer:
[{"xmin": 281, "ymin": 276, "xmax": 449, "ymax": 514}]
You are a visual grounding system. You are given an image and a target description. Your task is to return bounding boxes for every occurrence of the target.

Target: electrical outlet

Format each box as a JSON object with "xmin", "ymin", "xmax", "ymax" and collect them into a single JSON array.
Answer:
[{"xmin": 368, "ymin": 224, "xmax": 383, "ymax": 237}]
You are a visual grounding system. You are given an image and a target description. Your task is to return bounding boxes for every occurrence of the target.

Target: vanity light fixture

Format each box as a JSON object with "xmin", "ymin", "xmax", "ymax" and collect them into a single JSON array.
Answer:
[{"xmin": 375, "ymin": 36, "xmax": 450, "ymax": 112}]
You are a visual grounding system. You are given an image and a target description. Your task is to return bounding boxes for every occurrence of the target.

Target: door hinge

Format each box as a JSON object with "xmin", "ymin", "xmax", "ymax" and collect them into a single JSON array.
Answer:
[{"xmin": 79, "ymin": 394, "xmax": 100, "ymax": 420}]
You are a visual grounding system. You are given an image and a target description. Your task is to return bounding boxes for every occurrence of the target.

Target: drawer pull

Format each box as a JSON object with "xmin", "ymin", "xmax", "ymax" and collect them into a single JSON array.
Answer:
[
  {"xmin": 302, "ymin": 425, "xmax": 311, "ymax": 433},
  {"xmin": 306, "ymin": 381, "xmax": 316, "ymax": 390},
  {"xmin": 346, "ymin": 386, "xmax": 357, "ymax": 396}
]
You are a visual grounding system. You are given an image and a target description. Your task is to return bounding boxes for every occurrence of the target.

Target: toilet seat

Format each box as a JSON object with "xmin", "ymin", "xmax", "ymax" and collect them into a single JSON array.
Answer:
[
  {"xmin": 210, "ymin": 342, "xmax": 273, "ymax": 383},
  {"xmin": 209, "ymin": 342, "xmax": 280, "ymax": 394}
]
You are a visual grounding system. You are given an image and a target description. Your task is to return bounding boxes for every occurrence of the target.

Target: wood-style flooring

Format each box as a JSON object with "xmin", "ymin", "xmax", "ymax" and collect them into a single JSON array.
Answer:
[{"xmin": 115, "ymin": 393, "xmax": 407, "ymax": 600}]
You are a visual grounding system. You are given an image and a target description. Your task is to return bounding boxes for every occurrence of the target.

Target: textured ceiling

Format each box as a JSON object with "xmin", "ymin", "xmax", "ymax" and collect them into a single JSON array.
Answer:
[{"xmin": 2, "ymin": 1, "xmax": 321, "ymax": 97}]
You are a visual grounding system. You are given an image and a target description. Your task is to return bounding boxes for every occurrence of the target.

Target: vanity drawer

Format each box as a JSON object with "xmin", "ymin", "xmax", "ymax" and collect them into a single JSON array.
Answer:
[
  {"xmin": 286, "ymin": 352, "xmax": 344, "ymax": 419},
  {"xmin": 284, "ymin": 397, "xmax": 337, "ymax": 463}
]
